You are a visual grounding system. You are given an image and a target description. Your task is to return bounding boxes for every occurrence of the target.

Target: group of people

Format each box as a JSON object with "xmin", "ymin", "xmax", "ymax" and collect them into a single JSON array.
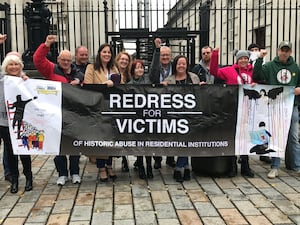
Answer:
[
  {"xmin": 1, "ymin": 33, "xmax": 300, "ymax": 194},
  {"xmin": 205, "ymin": 41, "xmax": 300, "ymax": 179}
]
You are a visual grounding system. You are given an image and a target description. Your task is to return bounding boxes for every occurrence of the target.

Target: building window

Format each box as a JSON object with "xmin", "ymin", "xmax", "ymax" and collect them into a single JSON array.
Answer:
[{"xmin": 254, "ymin": 0, "xmax": 266, "ymax": 19}]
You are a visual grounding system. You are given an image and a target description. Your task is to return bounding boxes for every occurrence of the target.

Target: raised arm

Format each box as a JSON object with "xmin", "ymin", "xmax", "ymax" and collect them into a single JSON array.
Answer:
[
  {"xmin": 253, "ymin": 49, "xmax": 268, "ymax": 82},
  {"xmin": 149, "ymin": 38, "xmax": 162, "ymax": 84},
  {"xmin": 209, "ymin": 48, "xmax": 227, "ymax": 81},
  {"xmin": 33, "ymin": 35, "xmax": 56, "ymax": 80}
]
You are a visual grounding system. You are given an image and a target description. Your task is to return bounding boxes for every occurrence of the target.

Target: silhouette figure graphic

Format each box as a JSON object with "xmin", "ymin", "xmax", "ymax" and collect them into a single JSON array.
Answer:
[{"xmin": 9, "ymin": 95, "xmax": 37, "ymax": 139}]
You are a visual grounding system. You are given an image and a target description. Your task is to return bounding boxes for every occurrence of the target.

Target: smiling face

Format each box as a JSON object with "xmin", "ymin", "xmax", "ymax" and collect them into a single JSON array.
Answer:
[
  {"xmin": 117, "ymin": 53, "xmax": 130, "ymax": 70},
  {"xmin": 160, "ymin": 46, "xmax": 171, "ymax": 67},
  {"xmin": 278, "ymin": 47, "xmax": 292, "ymax": 63},
  {"xmin": 75, "ymin": 46, "xmax": 88, "ymax": 65},
  {"xmin": 175, "ymin": 57, "xmax": 188, "ymax": 74},
  {"xmin": 100, "ymin": 46, "xmax": 112, "ymax": 65},
  {"xmin": 133, "ymin": 62, "xmax": 144, "ymax": 78},
  {"xmin": 57, "ymin": 50, "xmax": 72, "ymax": 71},
  {"xmin": 237, "ymin": 56, "xmax": 249, "ymax": 69},
  {"xmin": 6, "ymin": 60, "xmax": 22, "ymax": 76}
]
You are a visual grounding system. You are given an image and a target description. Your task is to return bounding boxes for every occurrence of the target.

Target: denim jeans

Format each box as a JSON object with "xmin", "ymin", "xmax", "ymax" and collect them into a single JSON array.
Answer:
[
  {"xmin": 54, "ymin": 155, "xmax": 80, "ymax": 176},
  {"xmin": 175, "ymin": 157, "xmax": 189, "ymax": 169},
  {"xmin": 271, "ymin": 106, "xmax": 300, "ymax": 170},
  {"xmin": 270, "ymin": 157, "xmax": 281, "ymax": 169}
]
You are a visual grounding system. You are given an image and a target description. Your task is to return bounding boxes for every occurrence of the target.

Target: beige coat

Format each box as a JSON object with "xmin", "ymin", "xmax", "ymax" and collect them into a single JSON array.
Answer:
[
  {"xmin": 84, "ymin": 64, "xmax": 119, "ymax": 84},
  {"xmin": 83, "ymin": 64, "xmax": 119, "ymax": 160}
]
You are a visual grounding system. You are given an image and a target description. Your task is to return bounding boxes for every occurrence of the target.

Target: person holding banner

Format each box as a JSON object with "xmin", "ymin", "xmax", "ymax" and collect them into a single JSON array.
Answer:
[
  {"xmin": 253, "ymin": 41, "xmax": 300, "ymax": 179},
  {"xmin": 128, "ymin": 59, "xmax": 154, "ymax": 179},
  {"xmin": 162, "ymin": 55, "xmax": 200, "ymax": 182},
  {"xmin": 115, "ymin": 51, "xmax": 132, "ymax": 172},
  {"xmin": 210, "ymin": 48, "xmax": 255, "ymax": 178},
  {"xmin": 149, "ymin": 38, "xmax": 176, "ymax": 169},
  {"xmin": 73, "ymin": 45, "xmax": 90, "ymax": 74},
  {"xmin": 33, "ymin": 35, "xmax": 84, "ymax": 186},
  {"xmin": 84, "ymin": 43, "xmax": 120, "ymax": 182},
  {"xmin": 0, "ymin": 49, "xmax": 33, "ymax": 193},
  {"xmin": 247, "ymin": 43, "xmax": 271, "ymax": 164},
  {"xmin": 116, "ymin": 51, "xmax": 132, "ymax": 83}
]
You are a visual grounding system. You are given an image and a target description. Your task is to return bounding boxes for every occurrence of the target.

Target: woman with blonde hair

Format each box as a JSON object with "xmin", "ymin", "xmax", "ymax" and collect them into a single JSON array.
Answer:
[
  {"xmin": 115, "ymin": 51, "xmax": 132, "ymax": 172},
  {"xmin": 0, "ymin": 53, "xmax": 33, "ymax": 193},
  {"xmin": 115, "ymin": 51, "xmax": 132, "ymax": 83}
]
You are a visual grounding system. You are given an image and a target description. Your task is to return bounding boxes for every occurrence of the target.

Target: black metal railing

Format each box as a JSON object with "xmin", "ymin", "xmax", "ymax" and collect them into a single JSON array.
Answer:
[{"xmin": 0, "ymin": 0, "xmax": 299, "ymax": 68}]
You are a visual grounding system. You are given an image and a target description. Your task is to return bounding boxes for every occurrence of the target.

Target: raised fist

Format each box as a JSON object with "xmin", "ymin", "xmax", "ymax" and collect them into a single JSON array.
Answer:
[
  {"xmin": 154, "ymin": 38, "xmax": 162, "ymax": 48},
  {"xmin": 45, "ymin": 35, "xmax": 57, "ymax": 47},
  {"xmin": 259, "ymin": 49, "xmax": 267, "ymax": 58},
  {"xmin": 0, "ymin": 34, "xmax": 7, "ymax": 44}
]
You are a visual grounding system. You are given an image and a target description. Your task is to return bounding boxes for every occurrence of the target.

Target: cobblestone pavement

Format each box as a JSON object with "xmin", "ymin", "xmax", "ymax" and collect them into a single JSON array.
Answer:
[{"xmin": 0, "ymin": 154, "xmax": 300, "ymax": 225}]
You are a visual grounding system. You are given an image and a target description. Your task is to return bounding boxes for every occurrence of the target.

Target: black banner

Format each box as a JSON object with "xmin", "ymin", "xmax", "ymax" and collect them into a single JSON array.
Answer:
[{"xmin": 61, "ymin": 84, "xmax": 238, "ymax": 156}]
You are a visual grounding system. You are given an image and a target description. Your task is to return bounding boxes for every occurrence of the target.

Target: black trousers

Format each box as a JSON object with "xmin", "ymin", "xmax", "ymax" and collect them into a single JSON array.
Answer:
[{"xmin": 0, "ymin": 126, "xmax": 32, "ymax": 178}]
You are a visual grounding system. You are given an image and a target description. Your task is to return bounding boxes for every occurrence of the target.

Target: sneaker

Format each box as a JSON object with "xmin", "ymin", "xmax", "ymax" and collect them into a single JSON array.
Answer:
[
  {"xmin": 71, "ymin": 174, "xmax": 81, "ymax": 184},
  {"xmin": 56, "ymin": 176, "xmax": 68, "ymax": 185},
  {"xmin": 267, "ymin": 169, "xmax": 278, "ymax": 179}
]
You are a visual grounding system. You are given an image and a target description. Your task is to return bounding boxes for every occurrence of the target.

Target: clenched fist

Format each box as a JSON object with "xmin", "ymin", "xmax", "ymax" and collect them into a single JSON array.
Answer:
[
  {"xmin": 259, "ymin": 49, "xmax": 267, "ymax": 58},
  {"xmin": 45, "ymin": 35, "xmax": 57, "ymax": 47},
  {"xmin": 0, "ymin": 34, "xmax": 7, "ymax": 44}
]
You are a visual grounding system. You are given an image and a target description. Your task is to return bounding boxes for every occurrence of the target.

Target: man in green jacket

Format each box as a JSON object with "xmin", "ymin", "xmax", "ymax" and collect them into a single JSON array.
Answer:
[{"xmin": 253, "ymin": 41, "xmax": 300, "ymax": 178}]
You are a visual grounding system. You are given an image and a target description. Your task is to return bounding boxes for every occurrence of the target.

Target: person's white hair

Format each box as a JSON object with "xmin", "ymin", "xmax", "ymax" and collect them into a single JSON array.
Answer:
[{"xmin": 1, "ymin": 54, "xmax": 24, "ymax": 75}]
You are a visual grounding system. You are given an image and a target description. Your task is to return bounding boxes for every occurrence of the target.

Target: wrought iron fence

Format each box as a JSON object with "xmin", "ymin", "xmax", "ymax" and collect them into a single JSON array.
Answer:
[{"xmin": 0, "ymin": 0, "xmax": 299, "ymax": 68}]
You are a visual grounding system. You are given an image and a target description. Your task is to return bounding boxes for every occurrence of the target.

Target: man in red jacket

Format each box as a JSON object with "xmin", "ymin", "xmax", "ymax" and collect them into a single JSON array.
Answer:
[{"xmin": 33, "ymin": 35, "xmax": 84, "ymax": 186}]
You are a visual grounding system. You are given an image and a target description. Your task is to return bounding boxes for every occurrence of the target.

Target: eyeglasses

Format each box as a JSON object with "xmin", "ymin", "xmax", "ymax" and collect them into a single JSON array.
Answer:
[
  {"xmin": 60, "ymin": 58, "xmax": 72, "ymax": 62},
  {"xmin": 202, "ymin": 52, "xmax": 211, "ymax": 55}
]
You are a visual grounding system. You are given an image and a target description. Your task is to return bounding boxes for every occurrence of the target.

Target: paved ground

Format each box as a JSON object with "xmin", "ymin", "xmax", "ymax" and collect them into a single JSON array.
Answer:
[{"xmin": 0, "ymin": 152, "xmax": 300, "ymax": 225}]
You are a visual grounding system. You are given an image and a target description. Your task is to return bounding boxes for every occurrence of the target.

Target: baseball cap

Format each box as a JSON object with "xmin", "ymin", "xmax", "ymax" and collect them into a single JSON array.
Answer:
[{"xmin": 278, "ymin": 41, "xmax": 292, "ymax": 49}]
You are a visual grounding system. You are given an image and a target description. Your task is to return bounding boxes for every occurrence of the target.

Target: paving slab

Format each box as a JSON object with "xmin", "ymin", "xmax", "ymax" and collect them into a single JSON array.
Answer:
[{"xmin": 0, "ymin": 153, "xmax": 300, "ymax": 224}]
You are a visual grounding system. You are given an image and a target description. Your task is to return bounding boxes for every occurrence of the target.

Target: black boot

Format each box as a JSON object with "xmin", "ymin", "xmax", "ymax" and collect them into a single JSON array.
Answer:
[
  {"xmin": 147, "ymin": 166, "xmax": 153, "ymax": 179},
  {"xmin": 5, "ymin": 174, "xmax": 12, "ymax": 183},
  {"xmin": 173, "ymin": 170, "xmax": 184, "ymax": 182},
  {"xmin": 133, "ymin": 160, "xmax": 138, "ymax": 171},
  {"xmin": 183, "ymin": 169, "xmax": 191, "ymax": 181},
  {"xmin": 138, "ymin": 166, "xmax": 146, "ymax": 179},
  {"xmin": 10, "ymin": 176, "xmax": 18, "ymax": 194},
  {"xmin": 166, "ymin": 157, "xmax": 176, "ymax": 168},
  {"xmin": 122, "ymin": 156, "xmax": 129, "ymax": 172},
  {"xmin": 25, "ymin": 175, "xmax": 33, "ymax": 192},
  {"xmin": 228, "ymin": 156, "xmax": 237, "ymax": 177},
  {"xmin": 241, "ymin": 155, "xmax": 254, "ymax": 178}
]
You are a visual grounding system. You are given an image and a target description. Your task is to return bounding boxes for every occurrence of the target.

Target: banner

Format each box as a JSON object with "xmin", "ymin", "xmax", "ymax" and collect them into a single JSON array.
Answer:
[{"xmin": 2, "ymin": 76, "xmax": 294, "ymax": 157}]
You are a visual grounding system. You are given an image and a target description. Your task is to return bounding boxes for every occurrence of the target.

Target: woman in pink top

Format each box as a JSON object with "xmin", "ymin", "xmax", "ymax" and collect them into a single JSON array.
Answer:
[
  {"xmin": 210, "ymin": 48, "xmax": 254, "ymax": 178},
  {"xmin": 210, "ymin": 48, "xmax": 253, "ymax": 85}
]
